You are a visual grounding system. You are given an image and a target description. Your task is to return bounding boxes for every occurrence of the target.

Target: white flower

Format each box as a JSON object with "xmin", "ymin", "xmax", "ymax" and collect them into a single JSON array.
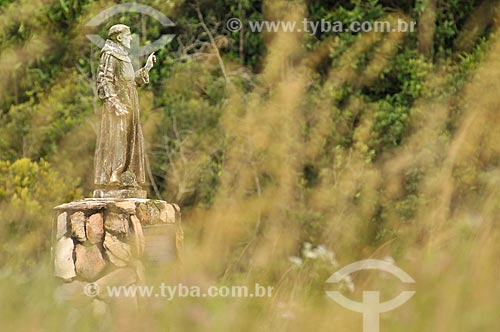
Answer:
[{"xmin": 288, "ymin": 256, "xmax": 303, "ymax": 266}]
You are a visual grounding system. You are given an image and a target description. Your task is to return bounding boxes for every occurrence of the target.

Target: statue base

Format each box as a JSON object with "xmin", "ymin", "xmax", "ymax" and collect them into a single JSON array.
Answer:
[
  {"xmin": 52, "ymin": 198, "xmax": 183, "ymax": 310},
  {"xmin": 93, "ymin": 188, "xmax": 147, "ymax": 199}
]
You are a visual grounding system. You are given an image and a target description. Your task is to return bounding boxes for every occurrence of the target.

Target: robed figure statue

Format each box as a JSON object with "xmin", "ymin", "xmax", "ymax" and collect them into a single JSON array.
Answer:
[{"xmin": 93, "ymin": 24, "xmax": 156, "ymax": 198}]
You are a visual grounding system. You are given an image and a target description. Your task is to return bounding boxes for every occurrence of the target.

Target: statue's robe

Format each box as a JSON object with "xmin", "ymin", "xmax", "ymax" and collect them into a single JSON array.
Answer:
[{"xmin": 94, "ymin": 39, "xmax": 149, "ymax": 186}]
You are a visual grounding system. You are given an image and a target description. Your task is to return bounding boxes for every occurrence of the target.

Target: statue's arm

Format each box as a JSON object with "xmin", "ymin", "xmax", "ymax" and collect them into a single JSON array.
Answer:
[
  {"xmin": 134, "ymin": 67, "xmax": 150, "ymax": 87},
  {"xmin": 97, "ymin": 52, "xmax": 117, "ymax": 100},
  {"xmin": 97, "ymin": 52, "xmax": 127, "ymax": 115},
  {"xmin": 135, "ymin": 52, "xmax": 156, "ymax": 87}
]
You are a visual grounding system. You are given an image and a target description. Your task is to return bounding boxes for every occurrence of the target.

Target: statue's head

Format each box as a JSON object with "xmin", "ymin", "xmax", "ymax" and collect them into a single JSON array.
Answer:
[{"xmin": 108, "ymin": 24, "xmax": 132, "ymax": 49}]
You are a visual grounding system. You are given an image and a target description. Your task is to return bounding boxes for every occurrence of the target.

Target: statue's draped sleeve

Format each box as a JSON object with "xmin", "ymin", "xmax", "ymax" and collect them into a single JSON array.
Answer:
[
  {"xmin": 96, "ymin": 52, "xmax": 121, "ymax": 111},
  {"xmin": 135, "ymin": 67, "xmax": 149, "ymax": 86}
]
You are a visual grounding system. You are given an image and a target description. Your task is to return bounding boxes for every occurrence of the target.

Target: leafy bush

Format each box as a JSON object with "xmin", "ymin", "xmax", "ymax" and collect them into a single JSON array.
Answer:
[{"xmin": 0, "ymin": 158, "xmax": 81, "ymax": 270}]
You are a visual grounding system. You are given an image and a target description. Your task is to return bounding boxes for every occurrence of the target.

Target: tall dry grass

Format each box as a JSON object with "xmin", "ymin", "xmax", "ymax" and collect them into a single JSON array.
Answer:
[{"xmin": 1, "ymin": 0, "xmax": 500, "ymax": 331}]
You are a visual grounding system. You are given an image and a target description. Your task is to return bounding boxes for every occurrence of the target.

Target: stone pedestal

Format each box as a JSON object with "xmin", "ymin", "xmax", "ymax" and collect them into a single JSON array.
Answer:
[
  {"xmin": 52, "ymin": 198, "xmax": 183, "ymax": 307},
  {"xmin": 93, "ymin": 189, "xmax": 148, "ymax": 199}
]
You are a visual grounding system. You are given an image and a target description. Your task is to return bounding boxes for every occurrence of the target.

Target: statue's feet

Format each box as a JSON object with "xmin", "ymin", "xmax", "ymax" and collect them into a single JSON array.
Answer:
[
  {"xmin": 93, "ymin": 170, "xmax": 145, "ymax": 198},
  {"xmin": 110, "ymin": 172, "xmax": 121, "ymax": 186},
  {"xmin": 93, "ymin": 188, "xmax": 147, "ymax": 199},
  {"xmin": 121, "ymin": 171, "xmax": 139, "ymax": 188}
]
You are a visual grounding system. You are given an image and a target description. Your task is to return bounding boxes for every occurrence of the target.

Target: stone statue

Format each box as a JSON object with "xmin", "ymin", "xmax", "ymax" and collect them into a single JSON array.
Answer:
[{"xmin": 93, "ymin": 24, "xmax": 156, "ymax": 198}]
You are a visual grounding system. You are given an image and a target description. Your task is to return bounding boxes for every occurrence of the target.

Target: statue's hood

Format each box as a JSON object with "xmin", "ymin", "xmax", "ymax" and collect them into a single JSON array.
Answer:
[{"xmin": 101, "ymin": 39, "xmax": 131, "ymax": 63}]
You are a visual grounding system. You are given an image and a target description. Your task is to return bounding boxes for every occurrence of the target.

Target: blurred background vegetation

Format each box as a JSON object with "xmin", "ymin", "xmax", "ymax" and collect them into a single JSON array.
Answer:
[{"xmin": 1, "ymin": 0, "xmax": 500, "ymax": 331}]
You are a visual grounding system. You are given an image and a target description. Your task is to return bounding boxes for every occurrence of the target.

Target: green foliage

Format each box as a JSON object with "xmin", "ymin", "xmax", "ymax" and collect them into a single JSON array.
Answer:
[
  {"xmin": 0, "ymin": 158, "xmax": 77, "ymax": 211},
  {"xmin": 432, "ymin": 0, "xmax": 478, "ymax": 56},
  {"xmin": 451, "ymin": 35, "xmax": 489, "ymax": 93},
  {"xmin": 369, "ymin": 49, "xmax": 433, "ymax": 150},
  {"xmin": 47, "ymin": 0, "xmax": 92, "ymax": 29},
  {"xmin": 0, "ymin": 71, "xmax": 94, "ymax": 161},
  {"xmin": 168, "ymin": 0, "xmax": 264, "ymax": 68},
  {"xmin": 0, "ymin": 158, "xmax": 81, "ymax": 269},
  {"xmin": 371, "ymin": 96, "xmax": 409, "ymax": 147}
]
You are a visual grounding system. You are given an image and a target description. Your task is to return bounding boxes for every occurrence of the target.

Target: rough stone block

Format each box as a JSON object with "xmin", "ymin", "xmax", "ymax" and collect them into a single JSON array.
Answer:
[
  {"xmin": 86, "ymin": 213, "xmax": 104, "ymax": 244},
  {"xmin": 130, "ymin": 215, "xmax": 145, "ymax": 257},
  {"xmin": 75, "ymin": 244, "xmax": 107, "ymax": 281},
  {"xmin": 164, "ymin": 204, "xmax": 176, "ymax": 224},
  {"xmin": 136, "ymin": 200, "xmax": 167, "ymax": 224},
  {"xmin": 54, "ymin": 236, "xmax": 76, "ymax": 281},
  {"xmin": 104, "ymin": 233, "xmax": 132, "ymax": 267},
  {"xmin": 113, "ymin": 200, "xmax": 136, "ymax": 214},
  {"xmin": 70, "ymin": 211, "xmax": 87, "ymax": 243},
  {"xmin": 56, "ymin": 212, "xmax": 68, "ymax": 239},
  {"xmin": 104, "ymin": 211, "xmax": 129, "ymax": 235}
]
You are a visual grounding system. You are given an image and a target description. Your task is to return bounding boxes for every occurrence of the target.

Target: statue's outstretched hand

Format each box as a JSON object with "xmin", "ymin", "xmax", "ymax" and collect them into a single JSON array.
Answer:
[{"xmin": 145, "ymin": 52, "xmax": 156, "ymax": 71}]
